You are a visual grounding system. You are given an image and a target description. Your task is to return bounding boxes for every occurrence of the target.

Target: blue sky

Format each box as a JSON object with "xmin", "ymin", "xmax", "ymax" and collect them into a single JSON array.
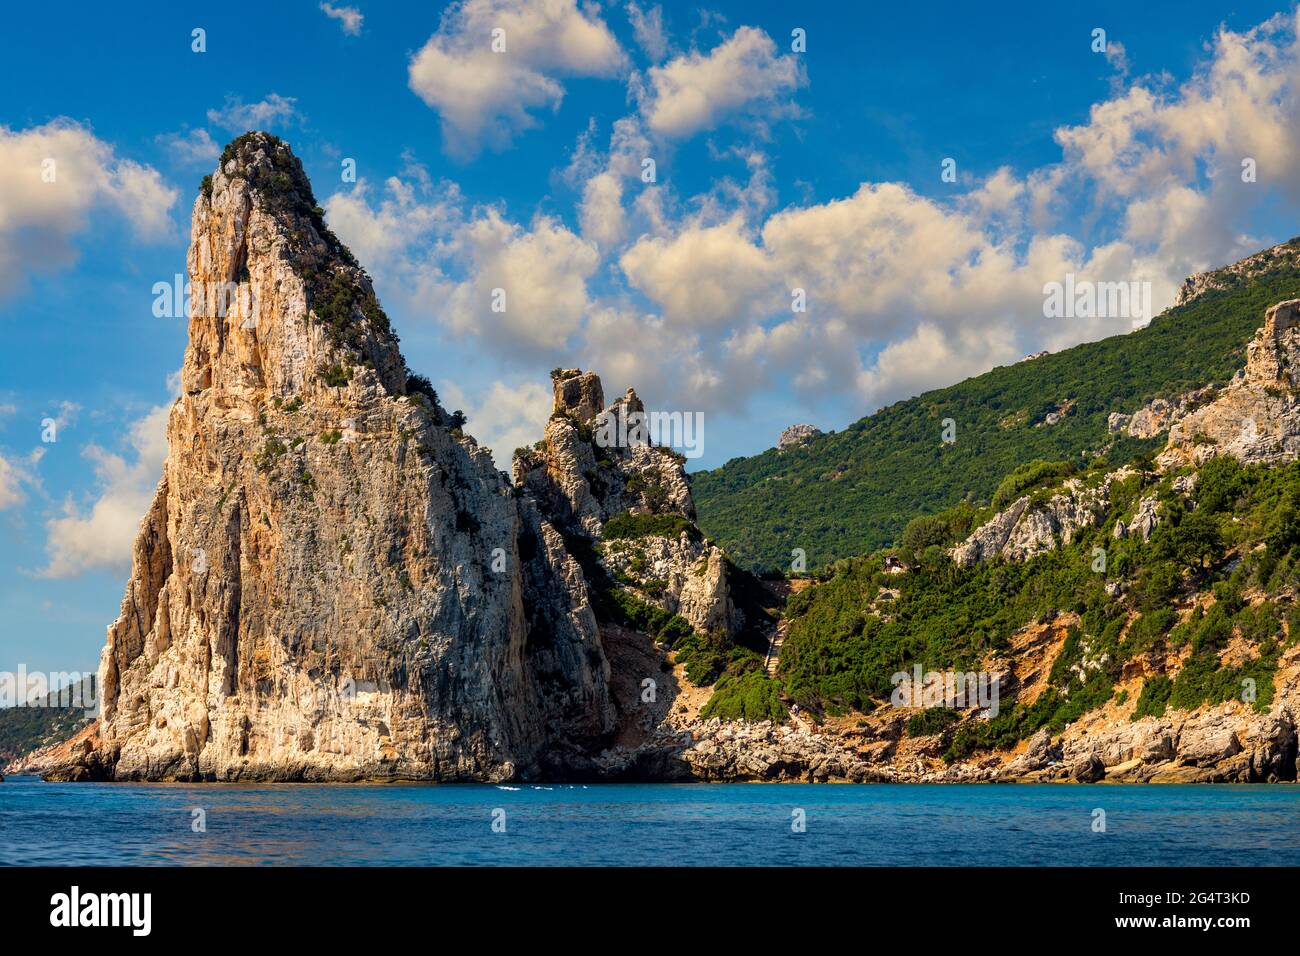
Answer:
[{"xmin": 3, "ymin": 0, "xmax": 1300, "ymax": 677}]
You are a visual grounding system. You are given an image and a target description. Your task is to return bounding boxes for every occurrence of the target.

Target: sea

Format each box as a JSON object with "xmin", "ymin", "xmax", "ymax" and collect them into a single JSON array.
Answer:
[{"xmin": 2, "ymin": 775, "xmax": 1298, "ymax": 866}]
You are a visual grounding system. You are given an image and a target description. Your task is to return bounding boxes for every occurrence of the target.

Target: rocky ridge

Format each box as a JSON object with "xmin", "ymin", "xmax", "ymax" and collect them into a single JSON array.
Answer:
[
  {"xmin": 1159, "ymin": 298, "xmax": 1300, "ymax": 468},
  {"xmin": 1175, "ymin": 237, "xmax": 1300, "ymax": 306}
]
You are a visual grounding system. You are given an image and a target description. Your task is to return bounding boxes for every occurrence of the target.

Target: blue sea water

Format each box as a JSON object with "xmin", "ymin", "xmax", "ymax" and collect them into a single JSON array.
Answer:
[{"xmin": 2, "ymin": 775, "xmax": 1299, "ymax": 866}]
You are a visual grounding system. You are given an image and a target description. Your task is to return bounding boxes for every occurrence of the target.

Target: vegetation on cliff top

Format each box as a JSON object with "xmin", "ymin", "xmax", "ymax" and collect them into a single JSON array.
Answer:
[{"xmin": 693, "ymin": 266, "xmax": 1300, "ymax": 572}]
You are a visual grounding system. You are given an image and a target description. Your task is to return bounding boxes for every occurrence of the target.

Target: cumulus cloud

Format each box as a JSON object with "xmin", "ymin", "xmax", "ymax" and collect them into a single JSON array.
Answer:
[
  {"xmin": 439, "ymin": 378, "xmax": 552, "ymax": 469},
  {"xmin": 408, "ymin": 0, "xmax": 626, "ymax": 159},
  {"xmin": 155, "ymin": 127, "xmax": 220, "ymax": 167},
  {"xmin": 620, "ymin": 216, "xmax": 773, "ymax": 327},
  {"xmin": 626, "ymin": 2, "xmax": 669, "ymax": 62},
  {"xmin": 0, "ymin": 120, "xmax": 177, "ymax": 300},
  {"xmin": 444, "ymin": 210, "xmax": 599, "ymax": 354},
  {"xmin": 41, "ymin": 400, "xmax": 170, "ymax": 579},
  {"xmin": 331, "ymin": 11, "xmax": 1300, "ymax": 432},
  {"xmin": 330, "ymin": 173, "xmax": 600, "ymax": 359},
  {"xmin": 325, "ymin": 174, "xmax": 462, "ymax": 279},
  {"xmin": 579, "ymin": 171, "xmax": 626, "ymax": 248},
  {"xmin": 321, "ymin": 2, "xmax": 363, "ymax": 35},
  {"xmin": 0, "ymin": 449, "xmax": 40, "ymax": 510},
  {"xmin": 206, "ymin": 93, "xmax": 300, "ymax": 132},
  {"xmin": 637, "ymin": 26, "xmax": 804, "ymax": 139}
]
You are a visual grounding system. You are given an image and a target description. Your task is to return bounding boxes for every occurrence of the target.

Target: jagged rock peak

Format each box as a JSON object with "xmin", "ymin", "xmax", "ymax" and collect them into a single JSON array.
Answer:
[
  {"xmin": 188, "ymin": 131, "xmax": 406, "ymax": 403},
  {"xmin": 81, "ymin": 134, "xmax": 618, "ymax": 784},
  {"xmin": 551, "ymin": 368, "xmax": 604, "ymax": 422},
  {"xmin": 1160, "ymin": 298, "xmax": 1300, "ymax": 468},
  {"xmin": 778, "ymin": 424, "xmax": 822, "ymax": 450}
]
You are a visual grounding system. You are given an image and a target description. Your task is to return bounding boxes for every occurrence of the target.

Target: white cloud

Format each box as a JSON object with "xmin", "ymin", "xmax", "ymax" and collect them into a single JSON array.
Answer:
[
  {"xmin": 579, "ymin": 171, "xmax": 626, "ymax": 248},
  {"xmin": 439, "ymin": 378, "xmax": 552, "ymax": 469},
  {"xmin": 627, "ymin": 2, "xmax": 669, "ymax": 62},
  {"xmin": 41, "ymin": 400, "xmax": 171, "ymax": 578},
  {"xmin": 329, "ymin": 11, "xmax": 1300, "ymax": 432},
  {"xmin": 637, "ymin": 26, "xmax": 804, "ymax": 139},
  {"xmin": 0, "ymin": 120, "xmax": 177, "ymax": 300},
  {"xmin": 325, "ymin": 175, "xmax": 461, "ymax": 278},
  {"xmin": 445, "ymin": 210, "xmax": 599, "ymax": 354},
  {"xmin": 620, "ymin": 216, "xmax": 773, "ymax": 326},
  {"xmin": 206, "ymin": 93, "xmax": 300, "ymax": 132},
  {"xmin": 0, "ymin": 450, "xmax": 38, "ymax": 510},
  {"xmin": 155, "ymin": 127, "xmax": 220, "ymax": 167},
  {"xmin": 321, "ymin": 2, "xmax": 363, "ymax": 35},
  {"xmin": 408, "ymin": 0, "xmax": 626, "ymax": 159}
]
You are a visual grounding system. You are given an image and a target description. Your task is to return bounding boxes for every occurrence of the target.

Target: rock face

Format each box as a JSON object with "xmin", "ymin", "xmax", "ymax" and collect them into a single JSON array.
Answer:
[
  {"xmin": 777, "ymin": 423, "xmax": 822, "ymax": 450},
  {"xmin": 1108, "ymin": 387, "xmax": 1216, "ymax": 440},
  {"xmin": 952, "ymin": 469, "xmax": 1134, "ymax": 566},
  {"xmin": 514, "ymin": 370, "xmax": 737, "ymax": 638},
  {"xmin": 90, "ymin": 134, "xmax": 615, "ymax": 782},
  {"xmin": 1160, "ymin": 299, "xmax": 1300, "ymax": 468},
  {"xmin": 68, "ymin": 135, "xmax": 747, "ymax": 784}
]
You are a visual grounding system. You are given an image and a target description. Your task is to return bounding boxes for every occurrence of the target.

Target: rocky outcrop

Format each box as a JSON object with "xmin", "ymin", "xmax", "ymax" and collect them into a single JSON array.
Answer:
[
  {"xmin": 1108, "ymin": 387, "xmax": 1216, "ymax": 440},
  {"xmin": 6, "ymin": 720, "xmax": 102, "ymax": 779},
  {"xmin": 1175, "ymin": 238, "xmax": 1300, "ymax": 307},
  {"xmin": 86, "ymin": 134, "xmax": 615, "ymax": 782},
  {"xmin": 1160, "ymin": 299, "xmax": 1300, "ymax": 468},
  {"xmin": 953, "ymin": 469, "xmax": 1134, "ymax": 566},
  {"xmin": 777, "ymin": 423, "xmax": 822, "ymax": 450},
  {"xmin": 1113, "ymin": 494, "xmax": 1160, "ymax": 542},
  {"xmin": 514, "ymin": 370, "xmax": 737, "ymax": 638},
  {"xmin": 59, "ymin": 136, "xmax": 746, "ymax": 784}
]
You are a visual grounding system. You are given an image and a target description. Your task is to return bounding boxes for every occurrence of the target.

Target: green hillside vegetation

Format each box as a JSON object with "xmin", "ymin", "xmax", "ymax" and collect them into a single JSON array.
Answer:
[
  {"xmin": 772, "ymin": 453, "xmax": 1300, "ymax": 761},
  {"xmin": 0, "ymin": 680, "xmax": 95, "ymax": 770},
  {"xmin": 693, "ymin": 261, "xmax": 1300, "ymax": 573}
]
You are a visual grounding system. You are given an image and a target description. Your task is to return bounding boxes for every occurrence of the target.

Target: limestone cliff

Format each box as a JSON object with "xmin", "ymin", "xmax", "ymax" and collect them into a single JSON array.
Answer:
[
  {"xmin": 1159, "ymin": 298, "xmax": 1300, "ymax": 468},
  {"xmin": 89, "ymin": 134, "xmax": 614, "ymax": 782},
  {"xmin": 65, "ymin": 134, "xmax": 751, "ymax": 784},
  {"xmin": 952, "ymin": 469, "xmax": 1136, "ymax": 567},
  {"xmin": 513, "ymin": 369, "xmax": 737, "ymax": 638}
]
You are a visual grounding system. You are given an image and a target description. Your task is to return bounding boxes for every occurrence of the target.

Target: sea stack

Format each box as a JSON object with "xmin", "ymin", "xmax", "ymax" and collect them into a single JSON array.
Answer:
[{"xmin": 89, "ymin": 133, "xmax": 615, "ymax": 781}]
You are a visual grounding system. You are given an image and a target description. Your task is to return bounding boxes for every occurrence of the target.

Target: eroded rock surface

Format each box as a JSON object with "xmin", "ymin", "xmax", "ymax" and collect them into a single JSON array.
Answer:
[
  {"xmin": 88, "ymin": 135, "xmax": 614, "ymax": 782},
  {"xmin": 1160, "ymin": 299, "xmax": 1300, "ymax": 468}
]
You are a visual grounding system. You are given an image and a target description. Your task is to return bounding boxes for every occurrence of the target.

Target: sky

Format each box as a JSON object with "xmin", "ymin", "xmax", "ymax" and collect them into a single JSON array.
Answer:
[{"xmin": 3, "ymin": 0, "xmax": 1300, "ymax": 677}]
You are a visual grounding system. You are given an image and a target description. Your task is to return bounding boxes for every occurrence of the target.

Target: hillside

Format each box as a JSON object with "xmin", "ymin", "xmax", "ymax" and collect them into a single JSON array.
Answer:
[
  {"xmin": 0, "ymin": 678, "xmax": 95, "ymax": 772},
  {"xmin": 766, "ymin": 450, "xmax": 1300, "ymax": 782},
  {"xmin": 713, "ymin": 297, "xmax": 1300, "ymax": 783},
  {"xmin": 693, "ymin": 245, "xmax": 1300, "ymax": 573}
]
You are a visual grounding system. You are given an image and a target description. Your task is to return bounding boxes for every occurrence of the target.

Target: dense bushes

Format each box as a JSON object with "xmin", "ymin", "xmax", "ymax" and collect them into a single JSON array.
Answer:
[
  {"xmin": 901, "ymin": 500, "xmax": 980, "ymax": 551},
  {"xmin": 991, "ymin": 459, "xmax": 1076, "ymax": 510},
  {"xmin": 777, "ymin": 454, "xmax": 1300, "ymax": 749},
  {"xmin": 602, "ymin": 511, "xmax": 700, "ymax": 542},
  {"xmin": 694, "ymin": 267, "xmax": 1300, "ymax": 572},
  {"xmin": 701, "ymin": 671, "xmax": 786, "ymax": 722}
]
